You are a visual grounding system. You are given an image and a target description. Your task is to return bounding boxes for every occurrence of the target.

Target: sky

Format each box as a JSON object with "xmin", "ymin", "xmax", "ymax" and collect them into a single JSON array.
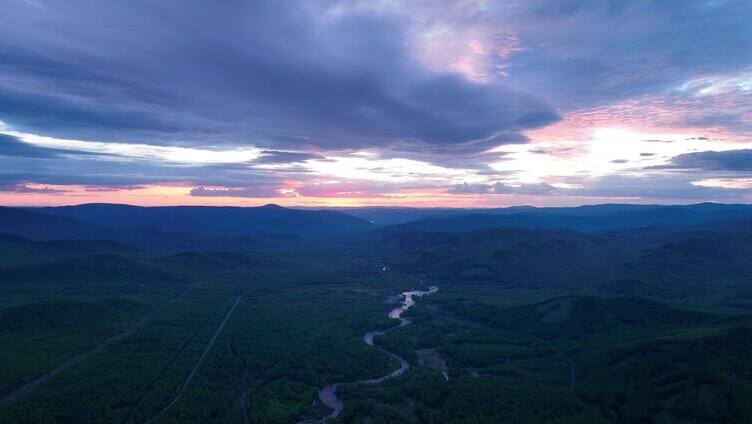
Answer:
[{"xmin": 1, "ymin": 0, "xmax": 751, "ymax": 207}]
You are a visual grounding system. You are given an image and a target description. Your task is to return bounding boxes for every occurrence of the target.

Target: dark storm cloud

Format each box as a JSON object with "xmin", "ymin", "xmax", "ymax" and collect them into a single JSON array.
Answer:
[{"xmin": 0, "ymin": 0, "xmax": 557, "ymax": 153}]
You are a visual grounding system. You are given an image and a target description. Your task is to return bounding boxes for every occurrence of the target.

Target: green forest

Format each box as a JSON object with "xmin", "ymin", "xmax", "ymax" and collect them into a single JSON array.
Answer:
[{"xmin": 1, "ymin": 204, "xmax": 752, "ymax": 423}]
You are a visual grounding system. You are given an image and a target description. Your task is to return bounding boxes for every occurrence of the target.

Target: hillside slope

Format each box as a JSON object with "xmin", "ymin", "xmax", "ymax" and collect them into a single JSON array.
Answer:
[{"xmin": 31, "ymin": 203, "xmax": 373, "ymax": 235}]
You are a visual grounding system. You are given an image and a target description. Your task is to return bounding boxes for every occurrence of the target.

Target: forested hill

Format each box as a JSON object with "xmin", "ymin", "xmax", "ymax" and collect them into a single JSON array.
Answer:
[
  {"xmin": 29, "ymin": 203, "xmax": 373, "ymax": 235},
  {"xmin": 1, "ymin": 204, "xmax": 752, "ymax": 422},
  {"xmin": 381, "ymin": 203, "xmax": 752, "ymax": 233},
  {"xmin": 378, "ymin": 218, "xmax": 752, "ymax": 312},
  {"xmin": 0, "ymin": 207, "xmax": 103, "ymax": 240},
  {"xmin": 7, "ymin": 202, "xmax": 752, "ymax": 241}
]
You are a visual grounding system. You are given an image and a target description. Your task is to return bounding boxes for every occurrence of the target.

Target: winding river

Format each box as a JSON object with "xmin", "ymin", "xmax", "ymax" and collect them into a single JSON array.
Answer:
[{"xmin": 317, "ymin": 286, "xmax": 438, "ymax": 421}]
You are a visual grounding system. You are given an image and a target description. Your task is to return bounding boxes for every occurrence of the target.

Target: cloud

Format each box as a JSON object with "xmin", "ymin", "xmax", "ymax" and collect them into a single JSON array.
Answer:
[
  {"xmin": 448, "ymin": 181, "xmax": 557, "ymax": 195},
  {"xmin": 294, "ymin": 181, "xmax": 399, "ymax": 198},
  {"xmin": 664, "ymin": 149, "xmax": 752, "ymax": 172},
  {"xmin": 447, "ymin": 172, "xmax": 752, "ymax": 202},
  {"xmin": 499, "ymin": 0, "xmax": 752, "ymax": 109},
  {"xmin": 0, "ymin": 181, "xmax": 69, "ymax": 194},
  {"xmin": 1, "ymin": 0, "xmax": 750, "ymax": 204},
  {"xmin": 0, "ymin": 134, "xmax": 57, "ymax": 159},
  {"xmin": 0, "ymin": 147, "xmax": 278, "ymax": 189},
  {"xmin": 3, "ymin": 130, "xmax": 263, "ymax": 164},
  {"xmin": 678, "ymin": 72, "xmax": 752, "ymax": 97},
  {"xmin": 566, "ymin": 174, "xmax": 752, "ymax": 200},
  {"xmin": 255, "ymin": 151, "xmax": 326, "ymax": 164},
  {"xmin": 0, "ymin": 0, "xmax": 557, "ymax": 156},
  {"xmin": 446, "ymin": 183, "xmax": 493, "ymax": 195},
  {"xmin": 492, "ymin": 182, "xmax": 557, "ymax": 195},
  {"xmin": 0, "ymin": 133, "xmax": 93, "ymax": 158},
  {"xmin": 190, "ymin": 186, "xmax": 285, "ymax": 199}
]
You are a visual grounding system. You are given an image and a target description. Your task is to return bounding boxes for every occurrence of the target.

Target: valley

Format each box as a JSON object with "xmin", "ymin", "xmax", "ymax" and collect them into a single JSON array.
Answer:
[{"xmin": 0, "ymin": 203, "xmax": 751, "ymax": 422}]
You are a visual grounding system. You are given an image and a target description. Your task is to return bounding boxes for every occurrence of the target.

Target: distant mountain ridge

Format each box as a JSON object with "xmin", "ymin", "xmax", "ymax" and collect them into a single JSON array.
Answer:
[
  {"xmin": 382, "ymin": 203, "xmax": 752, "ymax": 232},
  {"xmin": 0, "ymin": 207, "xmax": 104, "ymax": 239},
  {"xmin": 0, "ymin": 204, "xmax": 374, "ymax": 250},
  {"xmin": 25, "ymin": 203, "xmax": 374, "ymax": 236},
  {"xmin": 338, "ymin": 203, "xmax": 665, "ymax": 226},
  {"xmin": 378, "ymin": 216, "xmax": 752, "ymax": 311}
]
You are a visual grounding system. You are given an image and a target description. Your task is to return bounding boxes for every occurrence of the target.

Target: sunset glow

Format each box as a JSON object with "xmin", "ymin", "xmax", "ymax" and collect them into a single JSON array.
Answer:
[{"xmin": 1, "ymin": 1, "xmax": 751, "ymax": 206}]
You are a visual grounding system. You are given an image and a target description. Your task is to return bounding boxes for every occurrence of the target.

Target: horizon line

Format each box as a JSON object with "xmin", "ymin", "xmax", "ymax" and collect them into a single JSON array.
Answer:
[{"xmin": 2, "ymin": 201, "xmax": 744, "ymax": 210}]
